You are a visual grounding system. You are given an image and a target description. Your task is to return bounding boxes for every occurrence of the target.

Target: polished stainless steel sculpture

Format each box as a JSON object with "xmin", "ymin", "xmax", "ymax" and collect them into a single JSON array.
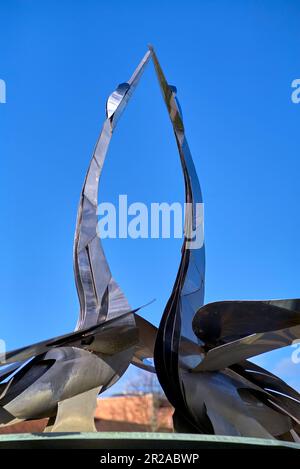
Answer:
[
  {"xmin": 150, "ymin": 48, "xmax": 300, "ymax": 441},
  {"xmin": 1, "ymin": 47, "xmax": 299, "ymax": 440},
  {"xmin": 0, "ymin": 50, "xmax": 156, "ymax": 432}
]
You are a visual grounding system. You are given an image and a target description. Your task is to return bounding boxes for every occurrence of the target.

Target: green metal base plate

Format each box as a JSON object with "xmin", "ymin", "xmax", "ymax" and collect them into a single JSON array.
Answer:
[{"xmin": 0, "ymin": 432, "xmax": 299, "ymax": 449}]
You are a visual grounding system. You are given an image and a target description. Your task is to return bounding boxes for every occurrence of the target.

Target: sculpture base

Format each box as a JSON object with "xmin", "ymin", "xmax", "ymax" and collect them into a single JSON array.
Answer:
[{"xmin": 0, "ymin": 432, "xmax": 299, "ymax": 449}]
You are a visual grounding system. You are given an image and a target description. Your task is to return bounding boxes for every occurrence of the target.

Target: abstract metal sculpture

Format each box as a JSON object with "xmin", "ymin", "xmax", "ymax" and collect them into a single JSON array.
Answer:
[
  {"xmin": 0, "ymin": 47, "xmax": 299, "ymax": 440},
  {"xmin": 0, "ymin": 50, "xmax": 156, "ymax": 432},
  {"xmin": 150, "ymin": 48, "xmax": 300, "ymax": 441}
]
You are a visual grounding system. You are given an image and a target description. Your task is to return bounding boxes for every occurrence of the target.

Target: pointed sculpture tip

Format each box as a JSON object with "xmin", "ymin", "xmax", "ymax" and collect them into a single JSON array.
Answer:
[{"xmin": 147, "ymin": 44, "xmax": 155, "ymax": 53}]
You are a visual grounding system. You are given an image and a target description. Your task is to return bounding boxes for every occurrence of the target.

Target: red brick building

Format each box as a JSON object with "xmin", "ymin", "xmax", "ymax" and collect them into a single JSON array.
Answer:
[{"xmin": 0, "ymin": 394, "xmax": 174, "ymax": 434}]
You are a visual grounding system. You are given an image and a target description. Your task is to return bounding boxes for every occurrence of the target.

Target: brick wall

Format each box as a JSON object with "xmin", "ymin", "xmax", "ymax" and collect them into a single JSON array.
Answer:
[{"xmin": 0, "ymin": 394, "xmax": 174, "ymax": 433}]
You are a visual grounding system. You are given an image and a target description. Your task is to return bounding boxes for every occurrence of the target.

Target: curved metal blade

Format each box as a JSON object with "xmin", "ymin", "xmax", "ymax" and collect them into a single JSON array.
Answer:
[
  {"xmin": 192, "ymin": 300, "xmax": 300, "ymax": 348},
  {"xmin": 193, "ymin": 323, "xmax": 300, "ymax": 372},
  {"xmin": 231, "ymin": 360, "xmax": 300, "ymax": 404},
  {"xmin": 230, "ymin": 360, "xmax": 300, "ymax": 424},
  {"xmin": 151, "ymin": 47, "xmax": 205, "ymax": 412},
  {"xmin": 131, "ymin": 313, "xmax": 157, "ymax": 372},
  {"xmin": 2, "ymin": 310, "xmax": 140, "ymax": 366},
  {"xmin": 0, "ymin": 362, "xmax": 24, "ymax": 383},
  {"xmin": 74, "ymin": 50, "xmax": 152, "ymax": 330}
]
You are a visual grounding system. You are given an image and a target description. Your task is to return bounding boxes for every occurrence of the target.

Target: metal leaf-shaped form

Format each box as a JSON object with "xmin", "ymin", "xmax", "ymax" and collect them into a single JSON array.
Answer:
[
  {"xmin": 74, "ymin": 50, "xmax": 152, "ymax": 330},
  {"xmin": 151, "ymin": 48, "xmax": 300, "ymax": 440},
  {"xmin": 151, "ymin": 47, "xmax": 205, "ymax": 411}
]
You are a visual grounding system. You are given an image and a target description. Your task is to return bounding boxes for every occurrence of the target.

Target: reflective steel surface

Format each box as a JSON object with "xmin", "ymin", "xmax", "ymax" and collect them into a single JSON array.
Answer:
[
  {"xmin": 1, "ymin": 48, "xmax": 300, "ymax": 439},
  {"xmin": 151, "ymin": 47, "xmax": 300, "ymax": 440},
  {"xmin": 0, "ymin": 51, "xmax": 153, "ymax": 432}
]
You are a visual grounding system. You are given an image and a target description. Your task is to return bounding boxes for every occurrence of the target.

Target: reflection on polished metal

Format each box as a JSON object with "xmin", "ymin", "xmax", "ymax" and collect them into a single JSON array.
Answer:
[
  {"xmin": 0, "ymin": 50, "xmax": 156, "ymax": 432},
  {"xmin": 151, "ymin": 48, "xmax": 300, "ymax": 441},
  {"xmin": 1, "ymin": 47, "xmax": 300, "ymax": 440}
]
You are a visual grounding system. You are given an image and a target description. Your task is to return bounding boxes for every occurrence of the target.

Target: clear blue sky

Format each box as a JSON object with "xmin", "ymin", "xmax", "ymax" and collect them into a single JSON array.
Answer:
[{"xmin": 0, "ymin": 0, "xmax": 299, "ymax": 394}]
